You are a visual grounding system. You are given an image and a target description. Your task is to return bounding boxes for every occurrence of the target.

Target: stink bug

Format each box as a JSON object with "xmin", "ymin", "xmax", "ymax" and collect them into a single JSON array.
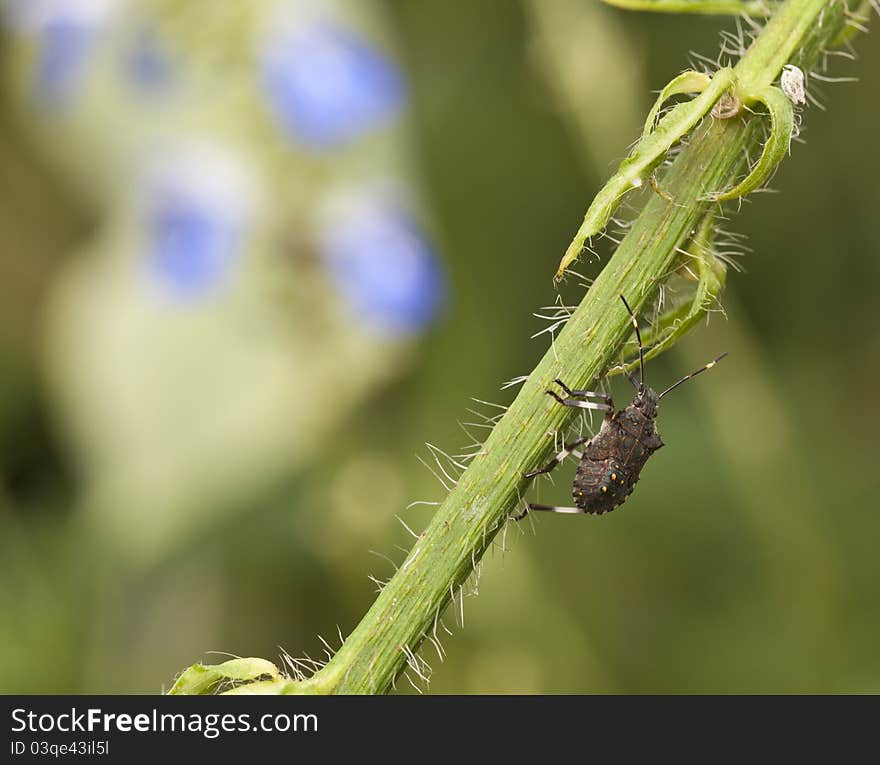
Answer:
[{"xmin": 519, "ymin": 295, "xmax": 726, "ymax": 518}]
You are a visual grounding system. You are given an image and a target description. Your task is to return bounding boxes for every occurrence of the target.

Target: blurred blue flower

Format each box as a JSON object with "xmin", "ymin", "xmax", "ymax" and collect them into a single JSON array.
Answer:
[
  {"xmin": 260, "ymin": 20, "xmax": 406, "ymax": 151},
  {"xmin": 147, "ymin": 202, "xmax": 240, "ymax": 300},
  {"xmin": 3, "ymin": 0, "xmax": 119, "ymax": 109},
  {"xmin": 140, "ymin": 143, "xmax": 257, "ymax": 301},
  {"xmin": 126, "ymin": 26, "xmax": 171, "ymax": 92},
  {"xmin": 320, "ymin": 197, "xmax": 445, "ymax": 335},
  {"xmin": 34, "ymin": 17, "xmax": 94, "ymax": 109}
]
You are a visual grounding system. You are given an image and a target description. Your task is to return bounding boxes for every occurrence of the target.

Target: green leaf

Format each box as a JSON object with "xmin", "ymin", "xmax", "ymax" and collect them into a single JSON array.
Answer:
[
  {"xmin": 642, "ymin": 70, "xmax": 712, "ymax": 139},
  {"xmin": 169, "ymin": 658, "xmax": 281, "ymax": 695},
  {"xmin": 556, "ymin": 68, "xmax": 736, "ymax": 280},
  {"xmin": 707, "ymin": 85, "xmax": 795, "ymax": 201}
]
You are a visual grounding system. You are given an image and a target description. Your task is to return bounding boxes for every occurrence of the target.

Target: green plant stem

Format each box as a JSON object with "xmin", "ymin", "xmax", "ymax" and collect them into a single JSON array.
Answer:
[{"xmin": 209, "ymin": 0, "xmax": 846, "ymax": 695}]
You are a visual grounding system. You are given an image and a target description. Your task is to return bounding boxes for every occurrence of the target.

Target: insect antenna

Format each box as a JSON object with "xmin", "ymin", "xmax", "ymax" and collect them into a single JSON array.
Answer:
[
  {"xmin": 620, "ymin": 295, "xmax": 645, "ymax": 387},
  {"xmin": 658, "ymin": 352, "xmax": 729, "ymax": 399}
]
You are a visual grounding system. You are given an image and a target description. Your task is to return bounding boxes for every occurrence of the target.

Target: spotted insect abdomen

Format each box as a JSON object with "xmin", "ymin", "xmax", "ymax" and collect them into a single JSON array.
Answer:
[{"xmin": 572, "ymin": 455, "xmax": 632, "ymax": 515}]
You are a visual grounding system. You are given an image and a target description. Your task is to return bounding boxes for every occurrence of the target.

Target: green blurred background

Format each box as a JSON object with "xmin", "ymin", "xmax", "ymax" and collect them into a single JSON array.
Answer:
[{"xmin": 1, "ymin": 0, "xmax": 879, "ymax": 694}]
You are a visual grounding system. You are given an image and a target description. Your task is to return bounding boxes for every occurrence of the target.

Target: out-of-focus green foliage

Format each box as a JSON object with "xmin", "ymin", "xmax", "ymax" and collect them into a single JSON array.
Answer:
[{"xmin": 1, "ymin": 0, "xmax": 879, "ymax": 694}]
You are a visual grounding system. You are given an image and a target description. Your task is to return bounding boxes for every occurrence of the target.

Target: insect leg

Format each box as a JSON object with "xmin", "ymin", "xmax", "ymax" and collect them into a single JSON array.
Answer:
[
  {"xmin": 552, "ymin": 379, "xmax": 613, "ymax": 407},
  {"xmin": 514, "ymin": 503, "xmax": 588, "ymax": 521},
  {"xmin": 546, "ymin": 389, "xmax": 612, "ymax": 412},
  {"xmin": 523, "ymin": 436, "xmax": 590, "ymax": 479}
]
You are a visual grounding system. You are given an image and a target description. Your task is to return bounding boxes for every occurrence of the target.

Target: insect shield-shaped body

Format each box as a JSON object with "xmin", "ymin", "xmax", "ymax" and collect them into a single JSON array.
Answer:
[
  {"xmin": 572, "ymin": 384, "xmax": 664, "ymax": 514},
  {"xmin": 520, "ymin": 296, "xmax": 726, "ymax": 519}
]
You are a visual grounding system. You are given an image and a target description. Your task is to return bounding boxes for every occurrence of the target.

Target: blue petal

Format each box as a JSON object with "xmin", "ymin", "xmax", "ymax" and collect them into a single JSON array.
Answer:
[
  {"xmin": 322, "ymin": 206, "xmax": 445, "ymax": 335},
  {"xmin": 261, "ymin": 21, "xmax": 406, "ymax": 150}
]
